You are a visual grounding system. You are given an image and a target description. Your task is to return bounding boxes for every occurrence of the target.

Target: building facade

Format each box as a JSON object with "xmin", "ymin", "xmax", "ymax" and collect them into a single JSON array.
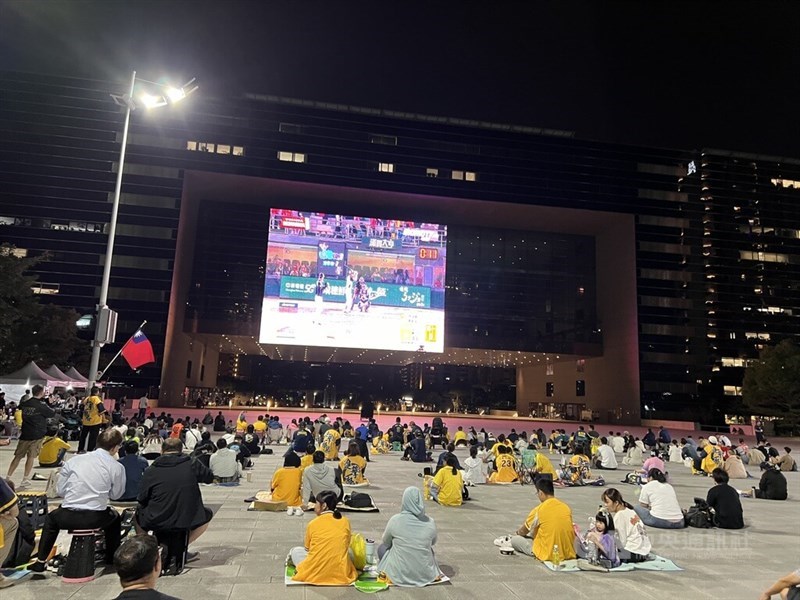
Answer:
[{"xmin": 2, "ymin": 71, "xmax": 796, "ymax": 422}]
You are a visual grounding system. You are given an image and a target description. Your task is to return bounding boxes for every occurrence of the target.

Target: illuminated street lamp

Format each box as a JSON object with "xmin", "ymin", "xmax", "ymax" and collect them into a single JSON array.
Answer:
[{"xmin": 87, "ymin": 71, "xmax": 197, "ymax": 390}]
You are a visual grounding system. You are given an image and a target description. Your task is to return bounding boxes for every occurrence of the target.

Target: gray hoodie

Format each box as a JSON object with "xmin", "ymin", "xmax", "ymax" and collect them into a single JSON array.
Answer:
[{"xmin": 302, "ymin": 462, "xmax": 340, "ymax": 502}]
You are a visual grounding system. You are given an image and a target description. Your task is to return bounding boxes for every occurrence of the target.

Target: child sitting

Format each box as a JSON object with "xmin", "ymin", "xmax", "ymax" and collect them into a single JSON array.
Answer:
[{"xmin": 575, "ymin": 511, "xmax": 620, "ymax": 569}]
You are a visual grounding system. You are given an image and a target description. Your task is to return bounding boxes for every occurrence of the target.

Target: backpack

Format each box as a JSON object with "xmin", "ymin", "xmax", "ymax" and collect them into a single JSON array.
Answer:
[
  {"xmin": 684, "ymin": 498, "xmax": 715, "ymax": 528},
  {"xmin": 344, "ymin": 492, "xmax": 374, "ymax": 509}
]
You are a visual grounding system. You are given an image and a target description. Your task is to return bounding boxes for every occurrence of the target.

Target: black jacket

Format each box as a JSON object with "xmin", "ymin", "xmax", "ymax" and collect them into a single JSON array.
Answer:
[
  {"xmin": 19, "ymin": 397, "xmax": 55, "ymax": 440},
  {"xmin": 758, "ymin": 468, "xmax": 788, "ymax": 500},
  {"xmin": 137, "ymin": 453, "xmax": 213, "ymax": 531}
]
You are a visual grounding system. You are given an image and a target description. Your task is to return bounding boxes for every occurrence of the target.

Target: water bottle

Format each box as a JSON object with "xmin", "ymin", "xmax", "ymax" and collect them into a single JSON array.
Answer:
[{"xmin": 552, "ymin": 544, "xmax": 562, "ymax": 571}]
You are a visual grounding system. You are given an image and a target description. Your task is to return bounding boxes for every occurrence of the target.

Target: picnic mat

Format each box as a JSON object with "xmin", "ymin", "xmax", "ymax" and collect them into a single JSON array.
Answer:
[
  {"xmin": 542, "ymin": 555, "xmax": 682, "ymax": 572},
  {"xmin": 0, "ymin": 568, "xmax": 33, "ymax": 583},
  {"xmin": 285, "ymin": 564, "xmax": 450, "ymax": 591}
]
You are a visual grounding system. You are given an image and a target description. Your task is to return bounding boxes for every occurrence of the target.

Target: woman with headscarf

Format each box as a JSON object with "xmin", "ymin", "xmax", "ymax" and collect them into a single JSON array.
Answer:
[{"xmin": 377, "ymin": 487, "xmax": 442, "ymax": 586}]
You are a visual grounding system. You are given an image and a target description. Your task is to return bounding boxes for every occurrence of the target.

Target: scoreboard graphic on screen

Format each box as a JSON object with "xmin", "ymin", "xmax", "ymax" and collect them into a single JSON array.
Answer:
[{"xmin": 259, "ymin": 209, "xmax": 447, "ymax": 353}]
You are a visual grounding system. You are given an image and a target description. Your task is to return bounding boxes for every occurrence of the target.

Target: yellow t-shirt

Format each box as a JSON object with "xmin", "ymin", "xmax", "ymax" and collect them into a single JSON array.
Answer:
[
  {"xmin": 271, "ymin": 467, "xmax": 302, "ymax": 507},
  {"xmin": 321, "ymin": 429, "xmax": 341, "ymax": 460},
  {"xmin": 81, "ymin": 396, "xmax": 105, "ymax": 426},
  {"xmin": 339, "ymin": 455, "xmax": 367, "ymax": 485},
  {"xmin": 490, "ymin": 453, "xmax": 518, "ymax": 483},
  {"xmin": 236, "ymin": 419, "xmax": 248, "ymax": 432},
  {"xmin": 454, "ymin": 430, "xmax": 467, "ymax": 443},
  {"xmin": 300, "ymin": 454, "xmax": 314, "ymax": 473},
  {"xmin": 38, "ymin": 436, "xmax": 71, "ymax": 465},
  {"xmin": 292, "ymin": 513, "xmax": 357, "ymax": 585},
  {"xmin": 253, "ymin": 420, "xmax": 268, "ymax": 433},
  {"xmin": 432, "ymin": 467, "xmax": 463, "ymax": 506},
  {"xmin": 534, "ymin": 453, "xmax": 557, "ymax": 477},
  {"xmin": 523, "ymin": 497, "xmax": 576, "ymax": 561}
]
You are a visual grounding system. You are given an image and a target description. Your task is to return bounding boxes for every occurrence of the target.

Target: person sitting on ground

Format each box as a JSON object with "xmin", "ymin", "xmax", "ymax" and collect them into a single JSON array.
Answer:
[
  {"xmin": 600, "ymin": 488, "xmax": 652, "ymax": 562},
  {"xmin": 118, "ymin": 440, "xmax": 149, "ymax": 501},
  {"xmin": 141, "ymin": 430, "xmax": 164, "ymax": 461},
  {"xmin": 242, "ymin": 424, "xmax": 261, "ymax": 455},
  {"xmin": 267, "ymin": 415, "xmax": 284, "ymax": 445},
  {"xmin": 303, "ymin": 451, "xmax": 342, "ymax": 504},
  {"xmin": 253, "ymin": 415, "xmax": 268, "ymax": 444},
  {"xmin": 634, "ymin": 468, "xmax": 685, "ymax": 529},
  {"xmin": 463, "ymin": 445, "xmax": 487, "ymax": 485},
  {"xmin": 289, "ymin": 489, "xmax": 357, "ymax": 585},
  {"xmin": 610, "ymin": 432, "xmax": 625, "ymax": 454},
  {"xmin": 300, "ymin": 444, "xmax": 316, "ymax": 472},
  {"xmin": 435, "ymin": 443, "xmax": 462, "ymax": 474},
  {"xmin": 169, "ymin": 419, "xmax": 184, "ymax": 441},
  {"xmin": 747, "ymin": 463, "xmax": 788, "ymax": 500},
  {"xmin": 320, "ymin": 424, "xmax": 342, "ymax": 461},
  {"xmin": 701, "ymin": 436, "xmax": 724, "ymax": 475},
  {"xmin": 489, "ymin": 444, "xmax": 518, "ymax": 483},
  {"xmin": 622, "ymin": 441, "xmax": 644, "ymax": 466},
  {"xmin": 291, "ymin": 425, "xmax": 313, "ymax": 456},
  {"xmin": 431, "ymin": 456, "xmax": 463, "ymax": 506},
  {"xmin": 192, "ymin": 430, "xmax": 216, "ymax": 456},
  {"xmin": 402, "ymin": 430, "xmax": 431, "ymax": 462},
  {"xmin": 231, "ymin": 434, "xmax": 252, "ymax": 470},
  {"xmin": 184, "ymin": 422, "xmax": 203, "ymax": 454},
  {"xmin": 562, "ymin": 445, "xmax": 592, "ymax": 484},
  {"xmin": 668, "ymin": 440, "xmax": 683, "ymax": 463},
  {"xmin": 377, "ymin": 486, "xmax": 441, "ymax": 586},
  {"xmin": 201, "ymin": 411, "xmax": 214, "ymax": 426},
  {"xmin": 757, "ymin": 567, "xmax": 800, "ymax": 600},
  {"xmin": 639, "ymin": 451, "xmax": 665, "ymax": 481},
  {"xmin": 642, "ymin": 428, "xmax": 656, "ymax": 451},
  {"xmin": 272, "ymin": 452, "xmax": 304, "ymax": 515},
  {"xmin": 723, "ymin": 451, "xmax": 749, "ymax": 479},
  {"xmin": 213, "ymin": 411, "xmax": 226, "ymax": 432},
  {"xmin": 593, "ymin": 437, "xmax": 618, "ymax": 470},
  {"xmin": 38, "ymin": 429, "xmax": 71, "ymax": 468},
  {"xmin": 134, "ymin": 437, "xmax": 214, "ymax": 561},
  {"xmin": 706, "ymin": 468, "xmax": 744, "ymax": 529},
  {"xmin": 574, "ymin": 510, "xmax": 620, "ymax": 568},
  {"xmin": 235, "ymin": 412, "xmax": 248, "ymax": 433},
  {"xmin": 209, "ymin": 438, "xmax": 242, "ymax": 483},
  {"xmin": 112, "ymin": 534, "xmax": 180, "ymax": 600},
  {"xmin": 28, "ymin": 428, "xmax": 127, "ymax": 573},
  {"xmin": 339, "ymin": 442, "xmax": 369, "ymax": 486},
  {"xmin": 508, "ymin": 478, "xmax": 576, "ymax": 561},
  {"xmin": 773, "ymin": 447, "xmax": 797, "ymax": 472},
  {"xmin": 453, "ymin": 426, "xmax": 468, "ymax": 447}
]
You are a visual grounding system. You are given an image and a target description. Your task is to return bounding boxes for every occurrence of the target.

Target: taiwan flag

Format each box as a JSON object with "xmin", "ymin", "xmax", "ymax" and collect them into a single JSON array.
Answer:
[{"xmin": 121, "ymin": 330, "xmax": 156, "ymax": 369}]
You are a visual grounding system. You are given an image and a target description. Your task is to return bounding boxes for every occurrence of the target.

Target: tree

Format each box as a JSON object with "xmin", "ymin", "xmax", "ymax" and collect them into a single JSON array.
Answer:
[
  {"xmin": 742, "ymin": 339, "xmax": 800, "ymax": 424},
  {"xmin": 0, "ymin": 244, "xmax": 89, "ymax": 373}
]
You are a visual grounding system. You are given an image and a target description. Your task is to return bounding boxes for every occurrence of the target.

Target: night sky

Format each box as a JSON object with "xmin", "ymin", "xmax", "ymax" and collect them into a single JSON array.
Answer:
[{"xmin": 1, "ymin": 0, "xmax": 799, "ymax": 157}]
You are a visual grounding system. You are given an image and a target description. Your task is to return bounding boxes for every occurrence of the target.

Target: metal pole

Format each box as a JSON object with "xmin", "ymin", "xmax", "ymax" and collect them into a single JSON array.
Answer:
[{"xmin": 88, "ymin": 70, "xmax": 136, "ymax": 391}]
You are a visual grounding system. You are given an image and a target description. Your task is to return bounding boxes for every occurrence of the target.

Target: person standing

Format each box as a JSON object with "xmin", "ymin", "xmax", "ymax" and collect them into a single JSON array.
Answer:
[
  {"xmin": 137, "ymin": 395, "xmax": 148, "ymax": 422},
  {"xmin": 79, "ymin": 386, "xmax": 108, "ymax": 453},
  {"xmin": 6, "ymin": 384, "xmax": 54, "ymax": 489},
  {"xmin": 28, "ymin": 429, "xmax": 127, "ymax": 572},
  {"xmin": 313, "ymin": 273, "xmax": 328, "ymax": 324}
]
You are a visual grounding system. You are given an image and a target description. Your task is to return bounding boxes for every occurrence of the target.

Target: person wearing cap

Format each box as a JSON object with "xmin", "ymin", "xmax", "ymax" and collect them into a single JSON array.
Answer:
[{"xmin": 700, "ymin": 436, "xmax": 724, "ymax": 476}]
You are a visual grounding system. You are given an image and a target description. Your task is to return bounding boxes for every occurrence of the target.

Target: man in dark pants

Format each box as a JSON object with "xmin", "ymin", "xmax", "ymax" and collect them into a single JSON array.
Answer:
[
  {"xmin": 79, "ymin": 386, "xmax": 108, "ymax": 453},
  {"xmin": 29, "ymin": 428, "xmax": 126, "ymax": 572}
]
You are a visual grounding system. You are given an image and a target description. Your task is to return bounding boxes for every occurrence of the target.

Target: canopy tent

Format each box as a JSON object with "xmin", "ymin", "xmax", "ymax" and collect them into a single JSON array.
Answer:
[
  {"xmin": 0, "ymin": 361, "xmax": 87, "ymax": 401},
  {"xmin": 42, "ymin": 365, "xmax": 73, "ymax": 388},
  {"xmin": 64, "ymin": 366, "xmax": 89, "ymax": 384}
]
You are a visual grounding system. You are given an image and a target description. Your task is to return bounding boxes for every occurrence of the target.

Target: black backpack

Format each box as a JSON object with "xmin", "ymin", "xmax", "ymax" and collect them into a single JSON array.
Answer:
[
  {"xmin": 684, "ymin": 498, "xmax": 715, "ymax": 528},
  {"xmin": 344, "ymin": 492, "xmax": 374, "ymax": 509}
]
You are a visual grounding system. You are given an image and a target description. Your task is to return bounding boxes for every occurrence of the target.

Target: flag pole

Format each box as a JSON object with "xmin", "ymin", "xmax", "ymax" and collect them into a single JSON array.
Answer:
[{"xmin": 97, "ymin": 320, "xmax": 148, "ymax": 381}]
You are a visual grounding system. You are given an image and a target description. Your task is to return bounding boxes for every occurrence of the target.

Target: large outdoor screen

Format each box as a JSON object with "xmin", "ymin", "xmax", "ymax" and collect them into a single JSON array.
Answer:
[{"xmin": 260, "ymin": 209, "xmax": 447, "ymax": 352}]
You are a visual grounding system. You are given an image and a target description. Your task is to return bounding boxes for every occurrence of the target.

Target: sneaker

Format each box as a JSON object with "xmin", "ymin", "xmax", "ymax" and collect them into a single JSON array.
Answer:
[
  {"xmin": 17, "ymin": 479, "xmax": 31, "ymax": 490},
  {"xmin": 499, "ymin": 544, "xmax": 515, "ymax": 556},
  {"xmin": 287, "ymin": 507, "xmax": 294, "ymax": 516},
  {"xmin": 577, "ymin": 559, "xmax": 608, "ymax": 572},
  {"xmin": 32, "ymin": 473, "xmax": 49, "ymax": 481},
  {"xmin": 27, "ymin": 561, "xmax": 46, "ymax": 573},
  {"xmin": 185, "ymin": 551, "xmax": 199, "ymax": 563},
  {"xmin": 493, "ymin": 535, "xmax": 512, "ymax": 547},
  {"xmin": 293, "ymin": 507, "xmax": 304, "ymax": 516}
]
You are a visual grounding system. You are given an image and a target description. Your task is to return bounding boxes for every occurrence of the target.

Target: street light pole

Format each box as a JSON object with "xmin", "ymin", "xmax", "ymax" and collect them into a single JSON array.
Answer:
[{"xmin": 87, "ymin": 70, "xmax": 136, "ymax": 391}]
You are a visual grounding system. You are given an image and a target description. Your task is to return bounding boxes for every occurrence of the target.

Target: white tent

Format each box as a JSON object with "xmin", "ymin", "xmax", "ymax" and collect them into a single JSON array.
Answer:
[
  {"xmin": 64, "ymin": 366, "xmax": 89, "ymax": 386},
  {"xmin": 43, "ymin": 365, "xmax": 73, "ymax": 388},
  {"xmin": 0, "ymin": 361, "xmax": 54, "ymax": 401}
]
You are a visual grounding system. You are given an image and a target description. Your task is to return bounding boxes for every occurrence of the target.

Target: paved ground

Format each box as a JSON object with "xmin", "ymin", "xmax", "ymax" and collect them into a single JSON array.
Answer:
[{"xmin": 2, "ymin": 440, "xmax": 799, "ymax": 600}]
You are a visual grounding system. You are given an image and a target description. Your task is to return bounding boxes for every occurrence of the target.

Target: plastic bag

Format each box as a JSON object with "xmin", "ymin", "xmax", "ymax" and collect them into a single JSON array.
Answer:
[{"xmin": 350, "ymin": 532, "xmax": 367, "ymax": 570}]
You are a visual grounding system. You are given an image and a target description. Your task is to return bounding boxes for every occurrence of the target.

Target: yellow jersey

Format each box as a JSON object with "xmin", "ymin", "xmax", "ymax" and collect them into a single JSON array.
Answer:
[
  {"xmin": 490, "ymin": 453, "xmax": 518, "ymax": 483},
  {"xmin": 81, "ymin": 395, "xmax": 105, "ymax": 426},
  {"xmin": 253, "ymin": 420, "xmax": 268, "ymax": 433},
  {"xmin": 271, "ymin": 467, "xmax": 302, "ymax": 507},
  {"xmin": 453, "ymin": 430, "xmax": 467, "ymax": 443},
  {"xmin": 339, "ymin": 455, "xmax": 367, "ymax": 485},
  {"xmin": 432, "ymin": 467, "xmax": 463, "ymax": 506},
  {"xmin": 534, "ymin": 453, "xmax": 557, "ymax": 477},
  {"xmin": 523, "ymin": 497, "xmax": 576, "ymax": 561},
  {"xmin": 38, "ymin": 436, "xmax": 70, "ymax": 465}
]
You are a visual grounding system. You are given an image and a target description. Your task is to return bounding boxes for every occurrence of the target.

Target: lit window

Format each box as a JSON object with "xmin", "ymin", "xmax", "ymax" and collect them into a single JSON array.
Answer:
[
  {"xmin": 378, "ymin": 162, "xmax": 394, "ymax": 173},
  {"xmin": 278, "ymin": 151, "xmax": 306, "ymax": 163},
  {"xmin": 31, "ymin": 283, "xmax": 59, "ymax": 295},
  {"xmin": 232, "ymin": 146, "xmax": 244, "ymax": 156},
  {"xmin": 198, "ymin": 142, "xmax": 215, "ymax": 152},
  {"xmin": 186, "ymin": 141, "xmax": 197, "ymax": 151},
  {"xmin": 217, "ymin": 144, "xmax": 231, "ymax": 155},
  {"xmin": 452, "ymin": 170, "xmax": 464, "ymax": 180},
  {"xmin": 745, "ymin": 332, "xmax": 771, "ymax": 340},
  {"xmin": 721, "ymin": 357, "xmax": 745, "ymax": 367},
  {"xmin": 426, "ymin": 168, "xmax": 439, "ymax": 178},
  {"xmin": 723, "ymin": 385, "xmax": 742, "ymax": 396},
  {"xmin": 465, "ymin": 171, "xmax": 477, "ymax": 181}
]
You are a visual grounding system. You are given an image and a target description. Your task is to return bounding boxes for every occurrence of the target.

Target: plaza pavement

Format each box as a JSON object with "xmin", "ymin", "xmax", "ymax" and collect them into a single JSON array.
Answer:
[{"xmin": 1, "ymin": 438, "xmax": 799, "ymax": 600}]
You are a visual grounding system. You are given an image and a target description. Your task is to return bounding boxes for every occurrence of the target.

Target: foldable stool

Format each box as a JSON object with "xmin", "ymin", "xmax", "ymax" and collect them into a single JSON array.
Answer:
[
  {"xmin": 62, "ymin": 529, "xmax": 103, "ymax": 583},
  {"xmin": 154, "ymin": 529, "xmax": 190, "ymax": 576},
  {"xmin": 17, "ymin": 491, "xmax": 48, "ymax": 529}
]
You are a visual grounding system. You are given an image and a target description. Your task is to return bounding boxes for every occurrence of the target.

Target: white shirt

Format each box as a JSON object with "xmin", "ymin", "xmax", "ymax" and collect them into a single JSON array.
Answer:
[
  {"xmin": 222, "ymin": 433, "xmax": 236, "ymax": 445},
  {"xmin": 638, "ymin": 481, "xmax": 684, "ymax": 521},
  {"xmin": 611, "ymin": 436, "xmax": 625, "ymax": 453},
  {"xmin": 138, "ymin": 396, "xmax": 148, "ymax": 409},
  {"xmin": 184, "ymin": 428, "xmax": 202, "ymax": 452},
  {"xmin": 596, "ymin": 444, "xmax": 618, "ymax": 469},
  {"xmin": 668, "ymin": 445, "xmax": 683, "ymax": 463},
  {"xmin": 463, "ymin": 456, "xmax": 486, "ymax": 484},
  {"xmin": 209, "ymin": 447, "xmax": 241, "ymax": 478},
  {"xmin": 144, "ymin": 418, "xmax": 154, "ymax": 430},
  {"xmin": 612, "ymin": 507, "xmax": 652, "ymax": 555},
  {"xmin": 58, "ymin": 449, "xmax": 126, "ymax": 511}
]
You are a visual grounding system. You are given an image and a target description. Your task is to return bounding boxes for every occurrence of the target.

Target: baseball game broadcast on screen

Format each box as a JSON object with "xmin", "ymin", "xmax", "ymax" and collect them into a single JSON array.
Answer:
[{"xmin": 259, "ymin": 208, "xmax": 447, "ymax": 352}]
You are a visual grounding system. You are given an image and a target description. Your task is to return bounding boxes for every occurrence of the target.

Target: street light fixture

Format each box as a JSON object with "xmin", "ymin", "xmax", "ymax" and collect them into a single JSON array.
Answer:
[{"xmin": 87, "ymin": 70, "xmax": 197, "ymax": 391}]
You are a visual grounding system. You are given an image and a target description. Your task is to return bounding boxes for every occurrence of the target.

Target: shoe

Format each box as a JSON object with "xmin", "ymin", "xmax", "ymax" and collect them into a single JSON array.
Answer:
[
  {"xmin": 17, "ymin": 480, "xmax": 31, "ymax": 490},
  {"xmin": 27, "ymin": 561, "xmax": 46, "ymax": 573},
  {"xmin": 32, "ymin": 473, "xmax": 49, "ymax": 481},
  {"xmin": 185, "ymin": 551, "xmax": 199, "ymax": 563},
  {"xmin": 494, "ymin": 535, "xmax": 512, "ymax": 547},
  {"xmin": 293, "ymin": 507, "xmax": 304, "ymax": 516},
  {"xmin": 499, "ymin": 545, "xmax": 515, "ymax": 556},
  {"xmin": 287, "ymin": 507, "xmax": 294, "ymax": 516},
  {"xmin": 577, "ymin": 559, "xmax": 608, "ymax": 572}
]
